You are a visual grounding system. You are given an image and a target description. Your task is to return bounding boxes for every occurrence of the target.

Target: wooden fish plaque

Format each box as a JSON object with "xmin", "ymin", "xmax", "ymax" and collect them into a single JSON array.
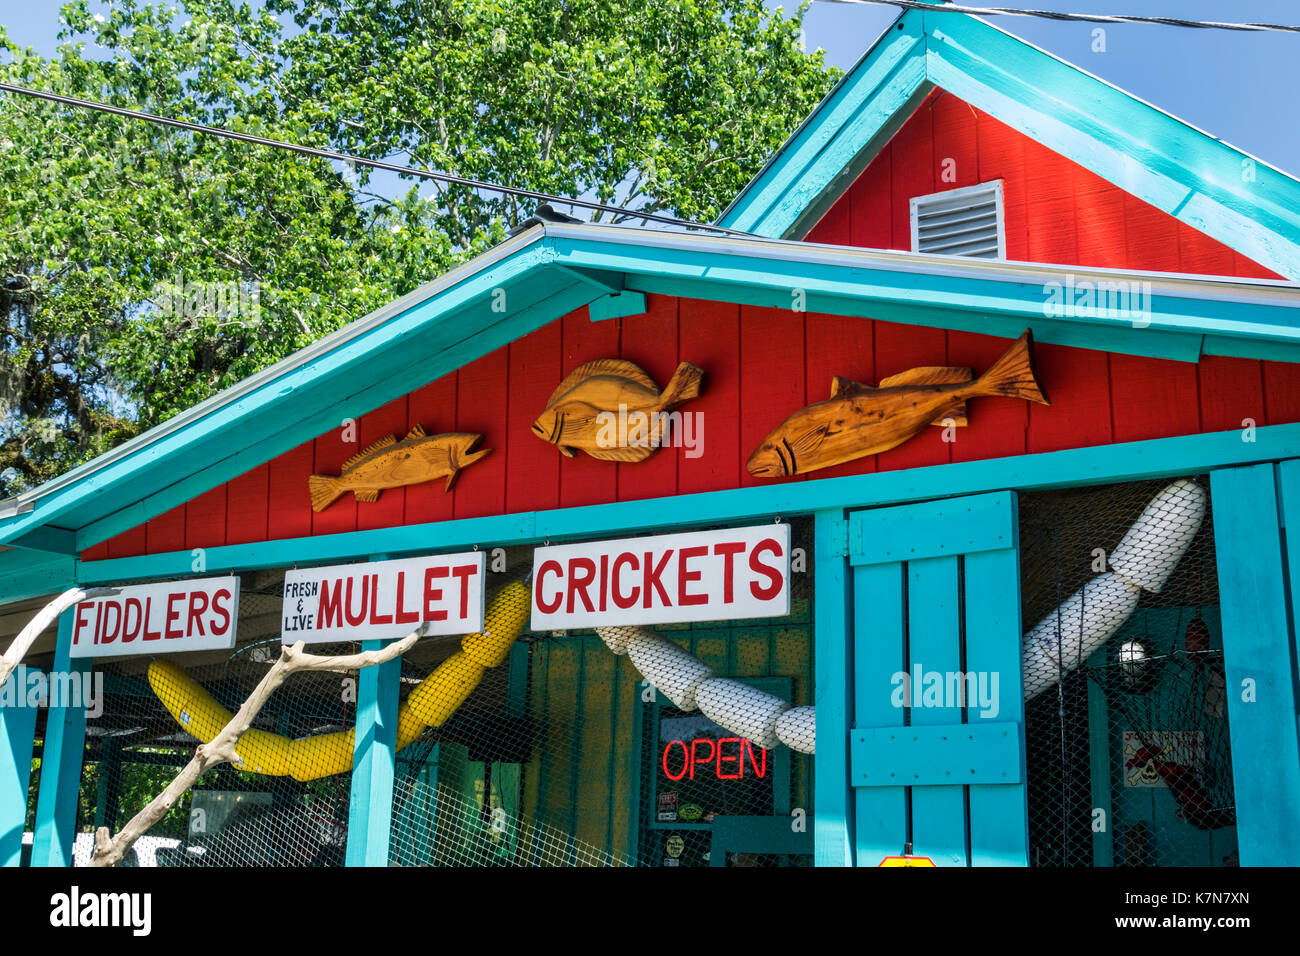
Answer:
[
  {"xmin": 532, "ymin": 358, "xmax": 704, "ymax": 461},
  {"xmin": 747, "ymin": 329, "xmax": 1049, "ymax": 478},
  {"xmin": 308, "ymin": 424, "xmax": 490, "ymax": 512}
]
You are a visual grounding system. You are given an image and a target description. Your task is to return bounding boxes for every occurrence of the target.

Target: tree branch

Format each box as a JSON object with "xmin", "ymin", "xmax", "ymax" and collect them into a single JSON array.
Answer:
[
  {"xmin": 89, "ymin": 623, "xmax": 428, "ymax": 867},
  {"xmin": 0, "ymin": 586, "xmax": 120, "ymax": 689}
]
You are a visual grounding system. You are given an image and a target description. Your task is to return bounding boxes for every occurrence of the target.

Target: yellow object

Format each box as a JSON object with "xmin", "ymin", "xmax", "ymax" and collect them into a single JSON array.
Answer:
[
  {"xmin": 460, "ymin": 579, "xmax": 531, "ymax": 667},
  {"xmin": 147, "ymin": 660, "xmax": 294, "ymax": 776},
  {"xmin": 146, "ymin": 578, "xmax": 532, "ymax": 781},
  {"xmin": 878, "ymin": 856, "xmax": 937, "ymax": 867}
]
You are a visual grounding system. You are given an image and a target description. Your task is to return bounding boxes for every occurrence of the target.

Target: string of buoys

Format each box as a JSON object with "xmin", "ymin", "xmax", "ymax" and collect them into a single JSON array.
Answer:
[
  {"xmin": 595, "ymin": 625, "xmax": 817, "ymax": 755},
  {"xmin": 147, "ymin": 578, "xmax": 531, "ymax": 782},
  {"xmin": 1022, "ymin": 478, "xmax": 1206, "ymax": 699}
]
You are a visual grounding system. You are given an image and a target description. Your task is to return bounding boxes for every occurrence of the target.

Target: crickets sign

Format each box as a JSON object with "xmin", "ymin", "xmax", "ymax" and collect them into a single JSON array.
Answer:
[{"xmin": 530, "ymin": 524, "xmax": 791, "ymax": 630}]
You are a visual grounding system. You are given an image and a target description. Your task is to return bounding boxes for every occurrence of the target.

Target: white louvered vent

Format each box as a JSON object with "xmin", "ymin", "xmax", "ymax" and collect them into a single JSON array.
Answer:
[{"xmin": 909, "ymin": 181, "xmax": 1005, "ymax": 259}]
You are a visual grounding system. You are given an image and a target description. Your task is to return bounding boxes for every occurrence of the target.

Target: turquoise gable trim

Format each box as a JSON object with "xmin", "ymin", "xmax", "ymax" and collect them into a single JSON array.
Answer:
[
  {"xmin": 0, "ymin": 223, "xmax": 1297, "ymax": 566},
  {"xmin": 718, "ymin": 9, "xmax": 1300, "ymax": 280}
]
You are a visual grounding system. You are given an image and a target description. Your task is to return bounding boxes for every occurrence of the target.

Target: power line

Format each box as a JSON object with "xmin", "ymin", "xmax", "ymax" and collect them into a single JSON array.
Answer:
[
  {"xmin": 0, "ymin": 81, "xmax": 758, "ymax": 238},
  {"xmin": 818, "ymin": 0, "xmax": 1300, "ymax": 33}
]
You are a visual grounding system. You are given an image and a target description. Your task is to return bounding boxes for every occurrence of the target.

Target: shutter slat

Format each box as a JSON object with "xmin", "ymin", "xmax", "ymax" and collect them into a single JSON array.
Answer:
[{"xmin": 912, "ymin": 184, "xmax": 1004, "ymax": 259}]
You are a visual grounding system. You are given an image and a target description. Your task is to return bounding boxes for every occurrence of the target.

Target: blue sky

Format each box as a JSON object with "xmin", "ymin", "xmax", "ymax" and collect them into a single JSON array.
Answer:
[{"xmin": 3, "ymin": 0, "xmax": 1298, "ymax": 176}]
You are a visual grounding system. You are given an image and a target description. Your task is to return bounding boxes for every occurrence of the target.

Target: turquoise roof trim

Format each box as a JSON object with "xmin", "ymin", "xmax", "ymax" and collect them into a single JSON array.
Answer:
[
  {"xmin": 717, "ymin": 8, "xmax": 1300, "ymax": 281},
  {"xmin": 0, "ymin": 222, "xmax": 1296, "ymax": 578}
]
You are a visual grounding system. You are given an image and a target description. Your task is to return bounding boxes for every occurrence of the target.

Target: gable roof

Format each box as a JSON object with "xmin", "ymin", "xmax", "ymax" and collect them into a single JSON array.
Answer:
[
  {"xmin": 1, "ymin": 219, "xmax": 1297, "ymax": 601},
  {"xmin": 718, "ymin": 6, "xmax": 1300, "ymax": 280}
]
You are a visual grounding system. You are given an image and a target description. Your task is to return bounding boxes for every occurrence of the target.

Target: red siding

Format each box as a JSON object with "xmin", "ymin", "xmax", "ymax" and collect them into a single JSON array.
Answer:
[{"xmin": 84, "ymin": 87, "xmax": 1297, "ymax": 561}]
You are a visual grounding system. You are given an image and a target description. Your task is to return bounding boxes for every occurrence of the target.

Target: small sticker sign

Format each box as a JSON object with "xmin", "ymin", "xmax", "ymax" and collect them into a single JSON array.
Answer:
[
  {"xmin": 70, "ymin": 577, "xmax": 240, "ymax": 658},
  {"xmin": 878, "ymin": 856, "xmax": 937, "ymax": 867},
  {"xmin": 530, "ymin": 524, "xmax": 790, "ymax": 630},
  {"xmin": 281, "ymin": 552, "xmax": 486, "ymax": 643}
]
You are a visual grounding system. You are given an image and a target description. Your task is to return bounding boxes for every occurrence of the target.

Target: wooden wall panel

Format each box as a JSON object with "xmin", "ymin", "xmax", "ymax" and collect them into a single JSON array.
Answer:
[
  {"xmin": 225, "ymin": 464, "xmax": 269, "ymax": 546},
  {"xmin": 405, "ymin": 374, "xmax": 459, "ymax": 526},
  {"xmin": 616, "ymin": 294, "xmax": 680, "ymax": 502},
  {"xmin": 503, "ymin": 327, "xmax": 561, "ymax": 515},
  {"xmin": 267, "ymin": 440, "xmax": 315, "ymax": 541},
  {"xmin": 453, "ymin": 348, "xmax": 509, "ymax": 520},
  {"xmin": 739, "ymin": 305, "xmax": 806, "ymax": 488},
  {"xmin": 678, "ymin": 299, "xmax": 740, "ymax": 495}
]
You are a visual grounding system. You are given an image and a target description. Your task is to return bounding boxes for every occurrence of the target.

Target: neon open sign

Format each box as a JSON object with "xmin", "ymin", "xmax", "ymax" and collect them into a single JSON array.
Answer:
[{"xmin": 661, "ymin": 736, "xmax": 769, "ymax": 781}]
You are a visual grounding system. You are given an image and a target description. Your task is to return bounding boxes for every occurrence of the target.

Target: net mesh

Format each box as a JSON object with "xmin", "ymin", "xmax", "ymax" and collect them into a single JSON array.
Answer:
[
  {"xmin": 66, "ymin": 520, "xmax": 814, "ymax": 868},
  {"xmin": 1020, "ymin": 477, "xmax": 1237, "ymax": 867}
]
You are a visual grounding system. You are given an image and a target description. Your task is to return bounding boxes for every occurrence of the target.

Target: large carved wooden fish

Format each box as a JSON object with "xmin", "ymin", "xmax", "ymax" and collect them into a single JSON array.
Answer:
[
  {"xmin": 308, "ymin": 424, "xmax": 490, "ymax": 512},
  {"xmin": 747, "ymin": 330, "xmax": 1049, "ymax": 478},
  {"xmin": 532, "ymin": 358, "xmax": 704, "ymax": 461}
]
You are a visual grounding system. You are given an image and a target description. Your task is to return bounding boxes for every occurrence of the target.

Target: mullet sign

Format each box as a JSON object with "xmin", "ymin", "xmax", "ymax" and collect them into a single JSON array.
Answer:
[
  {"xmin": 531, "ymin": 524, "xmax": 790, "ymax": 630},
  {"xmin": 281, "ymin": 551, "xmax": 486, "ymax": 643},
  {"xmin": 70, "ymin": 577, "xmax": 240, "ymax": 658}
]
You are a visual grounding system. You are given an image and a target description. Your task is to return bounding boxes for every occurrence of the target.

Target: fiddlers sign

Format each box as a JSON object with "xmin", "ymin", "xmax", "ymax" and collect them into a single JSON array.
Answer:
[
  {"xmin": 280, "ymin": 552, "xmax": 487, "ymax": 643},
  {"xmin": 70, "ymin": 577, "xmax": 240, "ymax": 657},
  {"xmin": 531, "ymin": 524, "xmax": 791, "ymax": 630}
]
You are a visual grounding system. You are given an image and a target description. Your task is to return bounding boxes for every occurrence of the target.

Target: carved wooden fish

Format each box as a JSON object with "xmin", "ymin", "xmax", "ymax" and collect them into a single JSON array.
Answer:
[
  {"xmin": 308, "ymin": 424, "xmax": 490, "ymax": 512},
  {"xmin": 747, "ymin": 330, "xmax": 1049, "ymax": 478},
  {"xmin": 532, "ymin": 358, "xmax": 704, "ymax": 461}
]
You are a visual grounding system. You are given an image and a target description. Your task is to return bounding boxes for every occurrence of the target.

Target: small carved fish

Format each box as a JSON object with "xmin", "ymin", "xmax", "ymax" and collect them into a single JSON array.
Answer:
[
  {"xmin": 308, "ymin": 425, "xmax": 490, "ymax": 512},
  {"xmin": 747, "ymin": 329, "xmax": 1049, "ymax": 478},
  {"xmin": 532, "ymin": 358, "xmax": 704, "ymax": 461}
]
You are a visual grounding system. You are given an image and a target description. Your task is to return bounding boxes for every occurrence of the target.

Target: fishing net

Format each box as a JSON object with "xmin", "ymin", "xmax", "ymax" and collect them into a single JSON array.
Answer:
[
  {"xmin": 1020, "ymin": 477, "xmax": 1238, "ymax": 867},
  {"xmin": 63, "ymin": 519, "xmax": 815, "ymax": 868}
]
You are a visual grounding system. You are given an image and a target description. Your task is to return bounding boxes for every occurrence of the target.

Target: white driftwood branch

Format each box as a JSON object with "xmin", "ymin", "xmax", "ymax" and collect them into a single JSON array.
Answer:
[
  {"xmin": 90, "ymin": 624, "xmax": 428, "ymax": 867},
  {"xmin": 0, "ymin": 586, "xmax": 120, "ymax": 689}
]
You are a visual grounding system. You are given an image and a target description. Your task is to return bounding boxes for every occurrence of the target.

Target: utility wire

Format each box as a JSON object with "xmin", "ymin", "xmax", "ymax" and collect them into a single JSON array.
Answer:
[
  {"xmin": 818, "ymin": 0, "xmax": 1300, "ymax": 33},
  {"xmin": 0, "ymin": 81, "xmax": 758, "ymax": 238}
]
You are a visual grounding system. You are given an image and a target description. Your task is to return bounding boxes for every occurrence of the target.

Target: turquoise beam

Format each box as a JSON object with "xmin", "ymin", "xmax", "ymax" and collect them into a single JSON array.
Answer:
[
  {"xmin": 345, "ymin": 637, "xmax": 401, "ymax": 866},
  {"xmin": 1209, "ymin": 464, "xmax": 1300, "ymax": 865},
  {"xmin": 1, "ymin": 673, "xmax": 39, "ymax": 867},
  {"xmin": 30, "ymin": 610, "xmax": 91, "ymax": 867},
  {"xmin": 813, "ymin": 508, "xmax": 853, "ymax": 866}
]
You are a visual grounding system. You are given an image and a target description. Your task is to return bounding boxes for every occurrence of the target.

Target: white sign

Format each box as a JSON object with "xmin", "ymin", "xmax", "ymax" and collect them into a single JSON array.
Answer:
[
  {"xmin": 531, "ymin": 524, "xmax": 790, "ymax": 630},
  {"xmin": 281, "ymin": 552, "xmax": 486, "ymax": 643},
  {"xmin": 69, "ymin": 577, "xmax": 240, "ymax": 658}
]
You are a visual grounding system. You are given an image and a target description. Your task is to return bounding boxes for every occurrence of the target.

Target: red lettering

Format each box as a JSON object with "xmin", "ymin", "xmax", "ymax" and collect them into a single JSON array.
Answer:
[
  {"xmin": 662, "ymin": 740, "xmax": 689, "ymax": 782},
  {"xmin": 713, "ymin": 541, "xmax": 746, "ymax": 603},
  {"xmin": 748, "ymin": 537, "xmax": 785, "ymax": 601},
  {"xmin": 598, "ymin": 553, "xmax": 609, "ymax": 612},
  {"xmin": 611, "ymin": 552, "xmax": 639, "ymax": 609},
  {"xmin": 643, "ymin": 549, "xmax": 673, "ymax": 608},
  {"xmin": 677, "ymin": 545, "xmax": 708, "ymax": 606},
  {"xmin": 187, "ymin": 591, "xmax": 209, "ymax": 636},
  {"xmin": 394, "ymin": 571, "xmax": 419, "ymax": 625},
  {"xmin": 690, "ymin": 738, "xmax": 716, "ymax": 780},
  {"xmin": 743, "ymin": 738, "xmax": 768, "ymax": 778},
  {"xmin": 318, "ymin": 579, "xmax": 343, "ymax": 628},
  {"xmin": 716, "ymin": 737, "xmax": 743, "ymax": 779},
  {"xmin": 142, "ymin": 597, "xmax": 163, "ymax": 642},
  {"xmin": 451, "ymin": 564, "xmax": 478, "ymax": 620},
  {"xmin": 165, "ymin": 592, "xmax": 185, "ymax": 639},
  {"xmin": 73, "ymin": 602, "xmax": 93, "ymax": 646},
  {"xmin": 210, "ymin": 589, "xmax": 232, "ymax": 637},
  {"xmin": 122, "ymin": 599, "xmax": 143, "ymax": 643},
  {"xmin": 368, "ymin": 573, "xmax": 393, "ymax": 625},
  {"xmin": 345, "ymin": 576, "xmax": 369, "ymax": 627},
  {"xmin": 101, "ymin": 601, "xmax": 122, "ymax": 645},
  {"xmin": 535, "ymin": 560, "xmax": 563, "ymax": 615},
  {"xmin": 424, "ymin": 566, "xmax": 449, "ymax": 622},
  {"xmin": 567, "ymin": 558, "xmax": 597, "ymax": 614}
]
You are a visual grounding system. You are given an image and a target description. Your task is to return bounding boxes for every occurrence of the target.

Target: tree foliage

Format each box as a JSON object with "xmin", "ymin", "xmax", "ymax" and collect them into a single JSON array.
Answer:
[{"xmin": 0, "ymin": 0, "xmax": 837, "ymax": 497}]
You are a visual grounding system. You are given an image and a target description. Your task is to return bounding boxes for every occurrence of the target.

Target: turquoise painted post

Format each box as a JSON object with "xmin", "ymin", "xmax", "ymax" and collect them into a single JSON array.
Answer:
[
  {"xmin": 30, "ymin": 610, "xmax": 91, "ymax": 867},
  {"xmin": 1209, "ymin": 464, "xmax": 1300, "ymax": 865},
  {"xmin": 1, "ymin": 673, "xmax": 39, "ymax": 866},
  {"xmin": 345, "ymin": 638, "xmax": 401, "ymax": 866},
  {"xmin": 1085, "ymin": 654, "xmax": 1114, "ymax": 867},
  {"xmin": 813, "ymin": 509, "xmax": 853, "ymax": 866}
]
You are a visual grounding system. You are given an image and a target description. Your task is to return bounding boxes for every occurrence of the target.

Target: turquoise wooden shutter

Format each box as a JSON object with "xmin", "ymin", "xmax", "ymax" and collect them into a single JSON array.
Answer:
[
  {"xmin": 847, "ymin": 491, "xmax": 1028, "ymax": 866},
  {"xmin": 1209, "ymin": 461, "xmax": 1300, "ymax": 865}
]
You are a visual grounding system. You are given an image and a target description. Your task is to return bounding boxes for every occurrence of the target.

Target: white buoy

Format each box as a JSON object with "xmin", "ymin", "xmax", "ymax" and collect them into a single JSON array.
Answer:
[
  {"xmin": 1107, "ymin": 479, "xmax": 1206, "ymax": 593},
  {"xmin": 1022, "ymin": 572, "xmax": 1142, "ymax": 699},
  {"xmin": 695, "ymin": 678, "xmax": 791, "ymax": 750},
  {"xmin": 594, "ymin": 624, "xmax": 645, "ymax": 656},
  {"xmin": 627, "ymin": 631, "xmax": 714, "ymax": 711},
  {"xmin": 774, "ymin": 706, "xmax": 816, "ymax": 754}
]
